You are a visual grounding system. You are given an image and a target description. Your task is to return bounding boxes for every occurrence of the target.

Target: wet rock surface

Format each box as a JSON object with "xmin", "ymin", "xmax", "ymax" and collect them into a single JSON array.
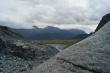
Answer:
[{"xmin": 31, "ymin": 22, "xmax": 110, "ymax": 73}]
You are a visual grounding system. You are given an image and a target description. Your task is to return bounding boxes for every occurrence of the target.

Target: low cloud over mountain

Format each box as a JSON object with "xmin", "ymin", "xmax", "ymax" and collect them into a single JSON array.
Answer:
[
  {"xmin": 0, "ymin": 0, "xmax": 110, "ymax": 32},
  {"xmin": 15, "ymin": 26, "xmax": 88, "ymax": 40}
]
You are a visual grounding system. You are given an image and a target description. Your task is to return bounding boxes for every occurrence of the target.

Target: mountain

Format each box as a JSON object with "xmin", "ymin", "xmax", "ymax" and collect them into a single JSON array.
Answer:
[
  {"xmin": 95, "ymin": 13, "xmax": 110, "ymax": 32},
  {"xmin": 0, "ymin": 25, "xmax": 59, "ymax": 73},
  {"xmin": 15, "ymin": 26, "xmax": 88, "ymax": 40},
  {"xmin": 31, "ymin": 15, "xmax": 110, "ymax": 73}
]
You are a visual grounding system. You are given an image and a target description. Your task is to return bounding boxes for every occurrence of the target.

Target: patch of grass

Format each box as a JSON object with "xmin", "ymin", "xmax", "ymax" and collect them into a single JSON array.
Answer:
[{"xmin": 32, "ymin": 39, "xmax": 82, "ymax": 45}]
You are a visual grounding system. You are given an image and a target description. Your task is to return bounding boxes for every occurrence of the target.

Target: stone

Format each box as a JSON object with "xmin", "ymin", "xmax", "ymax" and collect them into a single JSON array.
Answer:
[
  {"xmin": 95, "ymin": 13, "xmax": 110, "ymax": 32},
  {"xmin": 31, "ymin": 20, "xmax": 110, "ymax": 73}
]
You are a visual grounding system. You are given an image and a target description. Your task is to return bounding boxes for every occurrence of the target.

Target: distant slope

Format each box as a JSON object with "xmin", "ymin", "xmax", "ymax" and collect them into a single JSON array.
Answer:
[
  {"xmin": 15, "ymin": 26, "xmax": 88, "ymax": 40},
  {"xmin": 0, "ymin": 26, "xmax": 23, "ymax": 41}
]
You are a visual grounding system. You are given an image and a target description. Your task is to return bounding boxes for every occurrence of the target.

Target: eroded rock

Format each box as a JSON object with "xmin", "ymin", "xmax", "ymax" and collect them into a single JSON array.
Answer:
[
  {"xmin": 0, "ymin": 26, "xmax": 59, "ymax": 73},
  {"xmin": 31, "ymin": 20, "xmax": 110, "ymax": 73}
]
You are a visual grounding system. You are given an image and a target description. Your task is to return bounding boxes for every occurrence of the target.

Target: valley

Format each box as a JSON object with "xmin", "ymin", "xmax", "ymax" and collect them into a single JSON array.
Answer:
[{"xmin": 32, "ymin": 39, "xmax": 82, "ymax": 45}]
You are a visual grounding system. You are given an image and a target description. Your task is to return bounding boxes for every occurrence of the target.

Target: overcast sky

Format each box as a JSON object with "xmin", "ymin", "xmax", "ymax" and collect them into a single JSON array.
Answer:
[{"xmin": 0, "ymin": 0, "xmax": 110, "ymax": 33}]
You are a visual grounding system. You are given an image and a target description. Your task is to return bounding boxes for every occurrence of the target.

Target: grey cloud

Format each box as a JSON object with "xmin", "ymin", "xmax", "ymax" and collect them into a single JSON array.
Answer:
[
  {"xmin": 0, "ymin": 0, "xmax": 110, "ymax": 32},
  {"xmin": 25, "ymin": 0, "xmax": 109, "ymax": 26},
  {"xmin": 26, "ymin": 0, "xmax": 88, "ymax": 25},
  {"xmin": 88, "ymin": 0, "xmax": 110, "ymax": 20}
]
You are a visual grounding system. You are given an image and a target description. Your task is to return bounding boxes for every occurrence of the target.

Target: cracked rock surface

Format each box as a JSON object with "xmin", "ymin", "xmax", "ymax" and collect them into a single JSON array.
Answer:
[
  {"xmin": 0, "ymin": 26, "xmax": 59, "ymax": 73},
  {"xmin": 31, "ymin": 22, "xmax": 110, "ymax": 73}
]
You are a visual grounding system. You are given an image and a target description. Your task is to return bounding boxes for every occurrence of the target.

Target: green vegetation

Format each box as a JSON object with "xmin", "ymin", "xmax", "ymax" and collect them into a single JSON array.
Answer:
[{"xmin": 32, "ymin": 39, "xmax": 82, "ymax": 45}]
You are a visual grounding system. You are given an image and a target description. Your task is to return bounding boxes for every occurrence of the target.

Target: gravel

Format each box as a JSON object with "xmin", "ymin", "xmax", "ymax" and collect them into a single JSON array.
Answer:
[{"xmin": 0, "ymin": 26, "xmax": 59, "ymax": 73}]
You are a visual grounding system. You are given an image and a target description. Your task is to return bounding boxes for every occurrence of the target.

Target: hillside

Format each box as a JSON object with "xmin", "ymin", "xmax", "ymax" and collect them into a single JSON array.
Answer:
[
  {"xmin": 0, "ymin": 26, "xmax": 23, "ymax": 40},
  {"xmin": 31, "ymin": 19, "xmax": 110, "ymax": 72},
  {"xmin": 0, "ymin": 26, "xmax": 59, "ymax": 73}
]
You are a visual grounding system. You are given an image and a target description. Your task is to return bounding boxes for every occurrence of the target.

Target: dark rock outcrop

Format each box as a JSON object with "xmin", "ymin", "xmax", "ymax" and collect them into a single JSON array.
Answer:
[
  {"xmin": 31, "ymin": 19, "xmax": 110, "ymax": 72},
  {"xmin": 0, "ymin": 25, "xmax": 59, "ymax": 73},
  {"xmin": 95, "ymin": 13, "xmax": 110, "ymax": 32}
]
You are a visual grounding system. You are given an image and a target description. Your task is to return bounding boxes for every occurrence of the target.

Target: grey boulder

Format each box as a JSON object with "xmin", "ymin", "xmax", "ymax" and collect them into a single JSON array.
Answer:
[{"xmin": 31, "ymin": 21, "xmax": 110, "ymax": 73}]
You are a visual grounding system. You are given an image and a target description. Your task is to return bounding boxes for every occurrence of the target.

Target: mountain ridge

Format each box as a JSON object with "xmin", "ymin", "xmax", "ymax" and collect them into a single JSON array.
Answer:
[{"xmin": 15, "ymin": 26, "xmax": 88, "ymax": 40}]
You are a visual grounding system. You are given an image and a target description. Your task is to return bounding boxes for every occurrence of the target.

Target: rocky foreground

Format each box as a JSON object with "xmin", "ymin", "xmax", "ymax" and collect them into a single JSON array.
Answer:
[
  {"xmin": 31, "ymin": 21, "xmax": 110, "ymax": 72},
  {"xmin": 0, "ymin": 14, "xmax": 110, "ymax": 73},
  {"xmin": 0, "ymin": 26, "xmax": 59, "ymax": 73}
]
